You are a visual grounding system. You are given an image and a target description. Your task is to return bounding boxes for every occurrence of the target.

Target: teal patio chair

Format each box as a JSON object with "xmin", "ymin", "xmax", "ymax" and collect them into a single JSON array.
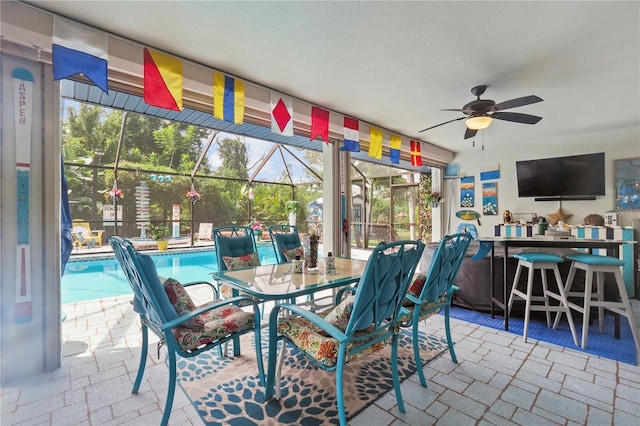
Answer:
[
  {"xmin": 400, "ymin": 232, "xmax": 472, "ymax": 387},
  {"xmin": 268, "ymin": 224, "xmax": 303, "ymax": 264},
  {"xmin": 268, "ymin": 224, "xmax": 332, "ymax": 310},
  {"xmin": 265, "ymin": 239, "xmax": 425, "ymax": 426},
  {"xmin": 213, "ymin": 225, "xmax": 267, "ymax": 318},
  {"xmin": 108, "ymin": 236, "xmax": 264, "ymax": 426}
]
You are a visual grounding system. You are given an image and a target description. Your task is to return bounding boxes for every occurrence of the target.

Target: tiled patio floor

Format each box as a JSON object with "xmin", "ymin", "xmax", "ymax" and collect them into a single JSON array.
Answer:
[{"xmin": 1, "ymin": 294, "xmax": 639, "ymax": 425}]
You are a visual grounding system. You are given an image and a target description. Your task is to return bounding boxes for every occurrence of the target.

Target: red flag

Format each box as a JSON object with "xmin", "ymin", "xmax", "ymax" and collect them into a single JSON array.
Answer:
[
  {"xmin": 410, "ymin": 140, "xmax": 422, "ymax": 166},
  {"xmin": 310, "ymin": 106, "xmax": 330, "ymax": 144}
]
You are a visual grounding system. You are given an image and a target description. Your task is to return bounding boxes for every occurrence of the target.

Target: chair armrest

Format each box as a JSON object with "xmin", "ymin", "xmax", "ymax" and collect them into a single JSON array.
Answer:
[
  {"xmin": 334, "ymin": 286, "xmax": 356, "ymax": 304},
  {"xmin": 92, "ymin": 229, "xmax": 105, "ymax": 237},
  {"xmin": 404, "ymin": 293, "xmax": 421, "ymax": 305},
  {"xmin": 182, "ymin": 280, "xmax": 218, "ymax": 299}
]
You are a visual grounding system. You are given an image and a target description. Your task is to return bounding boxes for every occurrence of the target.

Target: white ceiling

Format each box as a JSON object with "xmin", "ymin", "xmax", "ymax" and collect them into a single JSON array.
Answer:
[{"xmin": 26, "ymin": 1, "xmax": 640, "ymax": 154}]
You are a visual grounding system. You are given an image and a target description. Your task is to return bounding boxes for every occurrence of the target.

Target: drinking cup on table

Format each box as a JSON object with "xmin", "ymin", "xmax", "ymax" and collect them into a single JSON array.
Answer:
[{"xmin": 293, "ymin": 256, "xmax": 303, "ymax": 273}]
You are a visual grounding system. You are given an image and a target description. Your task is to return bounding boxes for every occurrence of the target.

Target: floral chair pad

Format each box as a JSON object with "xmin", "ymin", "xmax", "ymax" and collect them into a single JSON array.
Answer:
[
  {"xmin": 171, "ymin": 304, "xmax": 255, "ymax": 352},
  {"xmin": 164, "ymin": 278, "xmax": 204, "ymax": 331},
  {"xmin": 278, "ymin": 312, "xmax": 388, "ymax": 369},
  {"xmin": 222, "ymin": 252, "xmax": 261, "ymax": 270}
]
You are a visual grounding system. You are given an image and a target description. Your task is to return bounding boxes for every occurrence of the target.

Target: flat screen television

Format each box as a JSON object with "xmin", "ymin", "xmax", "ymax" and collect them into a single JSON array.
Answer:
[{"xmin": 515, "ymin": 152, "xmax": 605, "ymax": 200}]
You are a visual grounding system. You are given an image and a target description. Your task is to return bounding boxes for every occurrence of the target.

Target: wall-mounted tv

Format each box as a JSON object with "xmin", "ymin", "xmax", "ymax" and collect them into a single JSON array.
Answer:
[{"xmin": 516, "ymin": 152, "xmax": 605, "ymax": 201}]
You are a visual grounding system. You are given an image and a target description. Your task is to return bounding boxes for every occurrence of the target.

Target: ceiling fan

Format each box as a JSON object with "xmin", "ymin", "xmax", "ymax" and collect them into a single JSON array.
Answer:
[{"xmin": 419, "ymin": 85, "xmax": 543, "ymax": 139}]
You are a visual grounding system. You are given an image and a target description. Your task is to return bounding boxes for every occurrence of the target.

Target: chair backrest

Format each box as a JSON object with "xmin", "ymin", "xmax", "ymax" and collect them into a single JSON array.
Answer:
[
  {"xmin": 108, "ymin": 236, "xmax": 178, "ymax": 328},
  {"xmin": 197, "ymin": 222, "xmax": 213, "ymax": 240},
  {"xmin": 213, "ymin": 226, "xmax": 257, "ymax": 271},
  {"xmin": 73, "ymin": 220, "xmax": 93, "ymax": 234},
  {"xmin": 268, "ymin": 224, "xmax": 302, "ymax": 264},
  {"xmin": 347, "ymin": 240, "xmax": 425, "ymax": 334},
  {"xmin": 72, "ymin": 226, "xmax": 89, "ymax": 241},
  {"xmin": 419, "ymin": 232, "xmax": 473, "ymax": 302}
]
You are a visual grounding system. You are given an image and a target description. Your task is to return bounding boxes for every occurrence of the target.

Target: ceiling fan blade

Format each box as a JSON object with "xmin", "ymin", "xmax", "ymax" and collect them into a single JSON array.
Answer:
[
  {"xmin": 464, "ymin": 128, "xmax": 477, "ymax": 139},
  {"xmin": 418, "ymin": 116, "xmax": 465, "ymax": 133},
  {"xmin": 492, "ymin": 95, "xmax": 543, "ymax": 111},
  {"xmin": 441, "ymin": 108, "xmax": 475, "ymax": 114},
  {"xmin": 491, "ymin": 111, "xmax": 542, "ymax": 125}
]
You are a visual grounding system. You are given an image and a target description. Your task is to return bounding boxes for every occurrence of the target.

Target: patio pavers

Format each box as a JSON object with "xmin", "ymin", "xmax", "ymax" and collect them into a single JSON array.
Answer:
[{"xmin": 1, "ymin": 294, "xmax": 639, "ymax": 425}]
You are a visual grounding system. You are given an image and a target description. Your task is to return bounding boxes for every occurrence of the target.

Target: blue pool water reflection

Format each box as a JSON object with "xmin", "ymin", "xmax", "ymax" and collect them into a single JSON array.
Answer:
[{"xmin": 62, "ymin": 247, "xmax": 277, "ymax": 304}]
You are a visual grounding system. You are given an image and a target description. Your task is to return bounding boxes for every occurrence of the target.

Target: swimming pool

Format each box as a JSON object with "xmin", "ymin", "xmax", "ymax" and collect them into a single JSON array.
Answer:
[{"xmin": 62, "ymin": 247, "xmax": 278, "ymax": 304}]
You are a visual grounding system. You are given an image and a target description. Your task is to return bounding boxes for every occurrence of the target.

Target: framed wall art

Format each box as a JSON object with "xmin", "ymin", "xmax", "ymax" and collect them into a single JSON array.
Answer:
[{"xmin": 615, "ymin": 158, "xmax": 640, "ymax": 210}]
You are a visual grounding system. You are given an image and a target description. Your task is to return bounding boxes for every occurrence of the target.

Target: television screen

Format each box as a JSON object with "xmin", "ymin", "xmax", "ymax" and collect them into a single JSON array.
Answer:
[{"xmin": 516, "ymin": 152, "xmax": 605, "ymax": 199}]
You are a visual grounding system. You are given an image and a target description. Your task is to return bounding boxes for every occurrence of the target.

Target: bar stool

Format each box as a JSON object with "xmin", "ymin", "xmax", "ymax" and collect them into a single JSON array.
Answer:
[
  {"xmin": 555, "ymin": 254, "xmax": 640, "ymax": 353},
  {"xmin": 507, "ymin": 252, "xmax": 578, "ymax": 344}
]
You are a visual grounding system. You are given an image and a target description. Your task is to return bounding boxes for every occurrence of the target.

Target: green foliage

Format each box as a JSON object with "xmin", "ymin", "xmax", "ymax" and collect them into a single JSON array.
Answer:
[
  {"xmin": 285, "ymin": 200, "xmax": 301, "ymax": 214},
  {"xmin": 148, "ymin": 224, "xmax": 170, "ymax": 240},
  {"xmin": 216, "ymin": 136, "xmax": 249, "ymax": 180}
]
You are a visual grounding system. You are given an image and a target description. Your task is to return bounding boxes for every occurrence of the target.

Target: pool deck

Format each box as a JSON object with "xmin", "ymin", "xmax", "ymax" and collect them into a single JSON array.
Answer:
[
  {"xmin": 4, "ymin": 244, "xmax": 637, "ymax": 424},
  {"xmin": 2, "ymin": 291, "xmax": 638, "ymax": 425}
]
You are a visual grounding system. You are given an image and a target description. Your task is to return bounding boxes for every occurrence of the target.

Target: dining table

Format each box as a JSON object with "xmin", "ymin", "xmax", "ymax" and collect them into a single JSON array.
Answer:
[{"xmin": 214, "ymin": 257, "xmax": 368, "ymax": 307}]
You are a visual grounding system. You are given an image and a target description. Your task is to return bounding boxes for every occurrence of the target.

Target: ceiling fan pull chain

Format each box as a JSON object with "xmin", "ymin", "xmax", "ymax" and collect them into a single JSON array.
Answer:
[{"xmin": 482, "ymin": 131, "xmax": 485, "ymax": 151}]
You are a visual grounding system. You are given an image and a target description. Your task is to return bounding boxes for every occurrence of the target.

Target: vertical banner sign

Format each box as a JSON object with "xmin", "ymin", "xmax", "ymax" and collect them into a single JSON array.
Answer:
[
  {"xmin": 135, "ymin": 181, "xmax": 150, "ymax": 238},
  {"xmin": 13, "ymin": 68, "xmax": 34, "ymax": 323},
  {"xmin": 172, "ymin": 205, "xmax": 180, "ymax": 238}
]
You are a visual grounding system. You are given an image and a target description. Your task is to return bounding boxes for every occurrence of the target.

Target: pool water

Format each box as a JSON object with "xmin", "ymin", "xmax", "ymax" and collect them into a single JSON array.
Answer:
[{"xmin": 62, "ymin": 247, "xmax": 278, "ymax": 304}]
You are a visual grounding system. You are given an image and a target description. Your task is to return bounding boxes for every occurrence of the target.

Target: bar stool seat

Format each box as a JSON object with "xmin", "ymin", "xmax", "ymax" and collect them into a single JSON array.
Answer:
[
  {"xmin": 508, "ymin": 252, "xmax": 578, "ymax": 344},
  {"xmin": 555, "ymin": 254, "xmax": 640, "ymax": 353}
]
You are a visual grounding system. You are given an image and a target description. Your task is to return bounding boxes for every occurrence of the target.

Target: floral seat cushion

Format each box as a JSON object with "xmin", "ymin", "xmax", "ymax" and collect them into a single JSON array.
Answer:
[
  {"xmin": 282, "ymin": 246, "xmax": 304, "ymax": 262},
  {"xmin": 171, "ymin": 303, "xmax": 256, "ymax": 352},
  {"xmin": 406, "ymin": 273, "xmax": 427, "ymax": 298},
  {"xmin": 399, "ymin": 296, "xmax": 447, "ymax": 323},
  {"xmin": 222, "ymin": 252, "xmax": 260, "ymax": 270},
  {"xmin": 219, "ymin": 252, "xmax": 262, "ymax": 305},
  {"xmin": 400, "ymin": 273, "xmax": 447, "ymax": 322},
  {"xmin": 164, "ymin": 278, "xmax": 204, "ymax": 331},
  {"xmin": 277, "ymin": 296, "xmax": 388, "ymax": 368}
]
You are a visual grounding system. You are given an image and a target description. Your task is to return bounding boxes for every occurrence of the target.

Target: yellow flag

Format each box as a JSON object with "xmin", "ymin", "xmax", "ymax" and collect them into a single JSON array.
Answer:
[{"xmin": 369, "ymin": 127, "xmax": 382, "ymax": 159}]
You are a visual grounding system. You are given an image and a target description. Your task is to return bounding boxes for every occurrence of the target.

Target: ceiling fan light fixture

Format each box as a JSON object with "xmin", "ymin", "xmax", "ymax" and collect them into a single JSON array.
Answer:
[{"xmin": 465, "ymin": 115, "xmax": 492, "ymax": 130}]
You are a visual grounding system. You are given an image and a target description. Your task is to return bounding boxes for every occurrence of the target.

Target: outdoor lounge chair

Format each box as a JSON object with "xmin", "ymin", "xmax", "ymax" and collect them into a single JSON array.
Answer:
[
  {"xmin": 400, "ymin": 232, "xmax": 473, "ymax": 388},
  {"xmin": 108, "ymin": 236, "xmax": 264, "ymax": 426},
  {"xmin": 265, "ymin": 239, "xmax": 425, "ymax": 426},
  {"xmin": 71, "ymin": 220, "xmax": 103, "ymax": 247},
  {"xmin": 196, "ymin": 222, "xmax": 213, "ymax": 241}
]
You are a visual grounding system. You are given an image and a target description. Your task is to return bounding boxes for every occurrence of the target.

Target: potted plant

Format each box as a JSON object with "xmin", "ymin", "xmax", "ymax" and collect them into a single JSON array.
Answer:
[
  {"xmin": 285, "ymin": 201, "xmax": 301, "ymax": 227},
  {"xmin": 424, "ymin": 190, "xmax": 444, "ymax": 208},
  {"xmin": 249, "ymin": 219, "xmax": 263, "ymax": 242},
  {"xmin": 149, "ymin": 224, "xmax": 170, "ymax": 250}
]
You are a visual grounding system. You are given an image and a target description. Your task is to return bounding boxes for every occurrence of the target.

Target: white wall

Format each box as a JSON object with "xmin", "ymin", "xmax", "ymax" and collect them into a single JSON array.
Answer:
[{"xmin": 449, "ymin": 126, "xmax": 640, "ymax": 235}]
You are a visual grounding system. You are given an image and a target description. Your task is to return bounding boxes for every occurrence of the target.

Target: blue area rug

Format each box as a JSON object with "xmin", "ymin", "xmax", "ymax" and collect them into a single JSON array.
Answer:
[
  {"xmin": 176, "ymin": 330, "xmax": 448, "ymax": 425},
  {"xmin": 449, "ymin": 305, "xmax": 637, "ymax": 365}
]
